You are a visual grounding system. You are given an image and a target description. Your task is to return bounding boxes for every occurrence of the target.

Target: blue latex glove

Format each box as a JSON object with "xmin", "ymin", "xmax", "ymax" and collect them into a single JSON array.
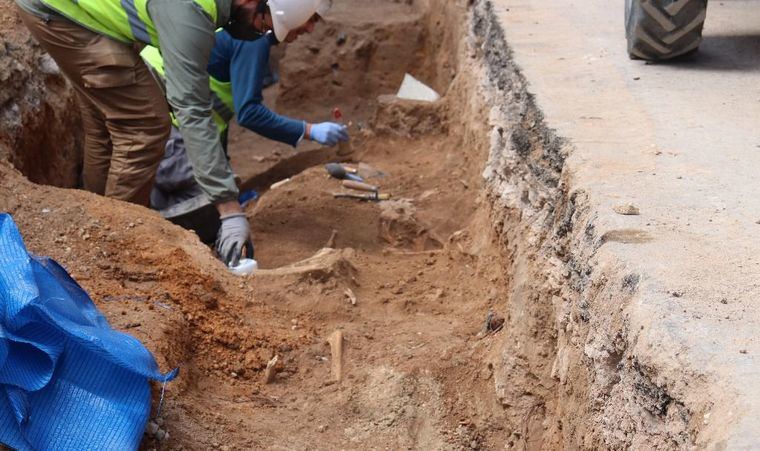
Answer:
[{"xmin": 309, "ymin": 122, "xmax": 349, "ymax": 146}]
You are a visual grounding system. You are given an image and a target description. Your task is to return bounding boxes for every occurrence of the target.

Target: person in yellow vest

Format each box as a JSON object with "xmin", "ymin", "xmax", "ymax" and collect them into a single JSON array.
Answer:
[
  {"xmin": 14, "ymin": 0, "xmax": 331, "ymax": 267},
  {"xmin": 141, "ymin": 20, "xmax": 348, "ymax": 259}
]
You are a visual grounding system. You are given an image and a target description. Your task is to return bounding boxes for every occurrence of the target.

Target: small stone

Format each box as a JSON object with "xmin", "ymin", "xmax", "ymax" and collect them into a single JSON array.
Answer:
[
  {"xmin": 145, "ymin": 421, "xmax": 159, "ymax": 436},
  {"xmin": 485, "ymin": 311, "xmax": 505, "ymax": 332},
  {"xmin": 336, "ymin": 31, "xmax": 347, "ymax": 46},
  {"xmin": 720, "ymin": 298, "xmax": 728, "ymax": 305},
  {"xmin": 154, "ymin": 429, "xmax": 169, "ymax": 441},
  {"xmin": 613, "ymin": 204, "xmax": 640, "ymax": 215},
  {"xmin": 41, "ymin": 208, "xmax": 51, "ymax": 214},
  {"xmin": 201, "ymin": 293, "xmax": 218, "ymax": 309},
  {"xmin": 344, "ymin": 288, "xmax": 357, "ymax": 306},
  {"xmin": 740, "ymin": 349, "xmax": 748, "ymax": 354},
  {"xmin": 231, "ymin": 372, "xmax": 238, "ymax": 378},
  {"xmin": 317, "ymin": 424, "xmax": 327, "ymax": 433},
  {"xmin": 427, "ymin": 288, "xmax": 445, "ymax": 302},
  {"xmin": 38, "ymin": 54, "xmax": 60, "ymax": 75}
]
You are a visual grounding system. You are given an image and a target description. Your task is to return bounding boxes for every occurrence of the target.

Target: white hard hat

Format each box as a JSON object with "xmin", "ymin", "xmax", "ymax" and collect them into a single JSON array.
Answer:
[{"xmin": 268, "ymin": 0, "xmax": 331, "ymax": 42}]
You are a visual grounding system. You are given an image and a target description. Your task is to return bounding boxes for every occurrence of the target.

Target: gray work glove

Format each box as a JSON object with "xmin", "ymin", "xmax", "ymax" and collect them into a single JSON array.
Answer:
[{"xmin": 215, "ymin": 213, "xmax": 254, "ymax": 267}]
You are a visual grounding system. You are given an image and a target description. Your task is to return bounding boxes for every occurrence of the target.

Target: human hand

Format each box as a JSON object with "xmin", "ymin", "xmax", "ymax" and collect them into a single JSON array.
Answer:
[
  {"xmin": 215, "ymin": 213, "xmax": 253, "ymax": 267},
  {"xmin": 308, "ymin": 122, "xmax": 349, "ymax": 146}
]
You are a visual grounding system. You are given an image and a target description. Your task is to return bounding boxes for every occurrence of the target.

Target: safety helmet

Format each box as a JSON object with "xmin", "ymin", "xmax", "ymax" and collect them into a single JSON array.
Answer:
[{"xmin": 268, "ymin": 0, "xmax": 331, "ymax": 42}]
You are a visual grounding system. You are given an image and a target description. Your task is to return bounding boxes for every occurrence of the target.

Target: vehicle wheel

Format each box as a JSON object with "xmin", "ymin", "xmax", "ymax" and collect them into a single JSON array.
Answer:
[{"xmin": 625, "ymin": 0, "xmax": 708, "ymax": 60}]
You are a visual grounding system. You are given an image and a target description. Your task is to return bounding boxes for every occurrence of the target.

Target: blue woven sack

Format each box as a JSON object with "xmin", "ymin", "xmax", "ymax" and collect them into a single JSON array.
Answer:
[{"xmin": 0, "ymin": 213, "xmax": 177, "ymax": 450}]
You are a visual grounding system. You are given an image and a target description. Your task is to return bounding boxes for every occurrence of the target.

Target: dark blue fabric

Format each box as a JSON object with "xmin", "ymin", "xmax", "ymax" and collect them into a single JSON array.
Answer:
[
  {"xmin": 0, "ymin": 214, "xmax": 177, "ymax": 450},
  {"xmin": 209, "ymin": 30, "xmax": 305, "ymax": 146}
]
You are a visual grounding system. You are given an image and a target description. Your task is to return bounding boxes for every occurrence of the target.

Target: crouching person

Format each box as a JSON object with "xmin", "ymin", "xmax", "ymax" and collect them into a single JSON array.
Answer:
[{"xmin": 143, "ymin": 1, "xmax": 349, "ymax": 267}]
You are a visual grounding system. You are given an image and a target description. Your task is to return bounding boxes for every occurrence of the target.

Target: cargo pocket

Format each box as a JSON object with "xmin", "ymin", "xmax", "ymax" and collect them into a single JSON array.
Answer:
[{"xmin": 81, "ymin": 35, "xmax": 139, "ymax": 89}]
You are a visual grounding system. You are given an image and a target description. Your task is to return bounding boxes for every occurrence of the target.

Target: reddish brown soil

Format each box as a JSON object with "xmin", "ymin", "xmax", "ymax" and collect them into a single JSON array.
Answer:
[{"xmin": 1, "ymin": 0, "xmax": 516, "ymax": 449}]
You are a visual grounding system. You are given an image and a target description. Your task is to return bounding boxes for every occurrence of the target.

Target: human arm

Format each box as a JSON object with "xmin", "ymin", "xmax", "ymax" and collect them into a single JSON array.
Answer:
[
  {"xmin": 148, "ymin": 0, "xmax": 239, "ymax": 205},
  {"xmin": 224, "ymin": 32, "xmax": 306, "ymax": 145},
  {"xmin": 150, "ymin": 0, "xmax": 251, "ymax": 265}
]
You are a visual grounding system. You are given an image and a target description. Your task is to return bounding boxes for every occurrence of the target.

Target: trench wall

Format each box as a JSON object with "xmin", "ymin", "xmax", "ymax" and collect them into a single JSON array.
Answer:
[
  {"xmin": 0, "ymin": 1, "xmax": 83, "ymax": 188},
  {"xmin": 466, "ymin": 0, "xmax": 696, "ymax": 448}
]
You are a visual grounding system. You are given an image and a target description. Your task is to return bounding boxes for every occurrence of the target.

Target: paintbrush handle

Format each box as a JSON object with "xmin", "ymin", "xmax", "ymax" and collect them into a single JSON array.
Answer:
[{"xmin": 342, "ymin": 180, "xmax": 378, "ymax": 192}]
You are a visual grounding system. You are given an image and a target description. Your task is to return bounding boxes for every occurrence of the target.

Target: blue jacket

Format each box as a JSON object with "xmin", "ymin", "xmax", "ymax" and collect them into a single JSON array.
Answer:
[
  {"xmin": 151, "ymin": 31, "xmax": 305, "ymax": 213},
  {"xmin": 208, "ymin": 31, "xmax": 305, "ymax": 146}
]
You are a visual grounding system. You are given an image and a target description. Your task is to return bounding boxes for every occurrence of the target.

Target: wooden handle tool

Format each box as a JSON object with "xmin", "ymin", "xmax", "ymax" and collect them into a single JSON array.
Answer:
[
  {"xmin": 341, "ymin": 180, "xmax": 378, "ymax": 192},
  {"xmin": 333, "ymin": 192, "xmax": 391, "ymax": 201}
]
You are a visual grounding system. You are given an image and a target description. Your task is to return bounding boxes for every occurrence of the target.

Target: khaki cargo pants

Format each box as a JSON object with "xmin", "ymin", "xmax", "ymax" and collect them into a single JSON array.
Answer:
[{"xmin": 18, "ymin": 7, "xmax": 170, "ymax": 206}]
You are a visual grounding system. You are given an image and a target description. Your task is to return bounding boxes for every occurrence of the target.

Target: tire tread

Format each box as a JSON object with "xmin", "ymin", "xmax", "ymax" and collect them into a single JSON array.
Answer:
[{"xmin": 626, "ymin": 0, "xmax": 708, "ymax": 60}]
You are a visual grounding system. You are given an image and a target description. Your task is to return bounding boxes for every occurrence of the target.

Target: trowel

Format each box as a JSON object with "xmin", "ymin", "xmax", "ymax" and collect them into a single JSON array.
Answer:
[
  {"xmin": 325, "ymin": 163, "xmax": 364, "ymax": 182},
  {"xmin": 333, "ymin": 192, "xmax": 391, "ymax": 201}
]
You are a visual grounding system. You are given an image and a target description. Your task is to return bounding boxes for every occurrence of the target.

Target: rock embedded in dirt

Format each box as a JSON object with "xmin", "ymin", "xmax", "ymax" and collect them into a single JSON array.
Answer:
[
  {"xmin": 344, "ymin": 287, "xmax": 358, "ymax": 305},
  {"xmin": 336, "ymin": 32, "xmax": 347, "ymax": 46},
  {"xmin": 154, "ymin": 429, "xmax": 169, "ymax": 442},
  {"xmin": 146, "ymin": 421, "xmax": 159, "ymax": 436},
  {"xmin": 264, "ymin": 355, "xmax": 279, "ymax": 384},
  {"xmin": 201, "ymin": 293, "xmax": 218, "ymax": 310},
  {"xmin": 613, "ymin": 204, "xmax": 640, "ymax": 215}
]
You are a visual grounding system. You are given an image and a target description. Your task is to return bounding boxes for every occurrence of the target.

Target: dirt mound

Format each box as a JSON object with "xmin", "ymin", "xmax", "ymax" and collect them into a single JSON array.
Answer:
[{"xmin": 0, "ymin": 161, "xmax": 302, "ymax": 439}]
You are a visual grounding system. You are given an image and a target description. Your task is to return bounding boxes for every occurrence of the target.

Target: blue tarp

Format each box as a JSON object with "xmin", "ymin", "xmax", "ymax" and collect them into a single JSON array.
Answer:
[{"xmin": 0, "ymin": 213, "xmax": 177, "ymax": 450}]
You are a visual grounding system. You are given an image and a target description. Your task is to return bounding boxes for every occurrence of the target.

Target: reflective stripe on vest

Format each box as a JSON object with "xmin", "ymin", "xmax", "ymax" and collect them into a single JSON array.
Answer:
[
  {"xmin": 141, "ymin": 46, "xmax": 235, "ymax": 133},
  {"xmin": 40, "ymin": 0, "xmax": 218, "ymax": 46}
]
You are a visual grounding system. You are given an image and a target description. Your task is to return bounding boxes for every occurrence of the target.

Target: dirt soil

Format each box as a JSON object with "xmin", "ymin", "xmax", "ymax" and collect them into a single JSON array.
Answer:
[
  {"xmin": 5, "ymin": 0, "xmax": 727, "ymax": 447},
  {"xmin": 0, "ymin": 0, "xmax": 82, "ymax": 188},
  {"xmin": 0, "ymin": 0, "xmax": 526, "ymax": 449}
]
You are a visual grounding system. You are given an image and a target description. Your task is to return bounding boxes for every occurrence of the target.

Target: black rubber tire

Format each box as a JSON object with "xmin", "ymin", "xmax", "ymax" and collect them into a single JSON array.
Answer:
[{"xmin": 625, "ymin": 0, "xmax": 708, "ymax": 60}]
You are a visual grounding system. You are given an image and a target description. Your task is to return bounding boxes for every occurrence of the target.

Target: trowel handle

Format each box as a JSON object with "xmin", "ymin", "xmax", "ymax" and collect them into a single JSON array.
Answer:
[
  {"xmin": 333, "ymin": 107, "xmax": 343, "ymax": 121},
  {"xmin": 342, "ymin": 180, "xmax": 378, "ymax": 192}
]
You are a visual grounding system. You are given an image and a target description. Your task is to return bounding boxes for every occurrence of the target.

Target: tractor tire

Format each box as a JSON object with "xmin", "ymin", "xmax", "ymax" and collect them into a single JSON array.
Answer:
[{"xmin": 625, "ymin": 0, "xmax": 708, "ymax": 60}]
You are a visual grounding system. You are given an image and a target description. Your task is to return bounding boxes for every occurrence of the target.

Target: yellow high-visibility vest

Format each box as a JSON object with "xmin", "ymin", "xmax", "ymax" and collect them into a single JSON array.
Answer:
[
  {"xmin": 40, "ymin": 0, "xmax": 217, "ymax": 47},
  {"xmin": 141, "ymin": 46, "xmax": 235, "ymax": 133}
]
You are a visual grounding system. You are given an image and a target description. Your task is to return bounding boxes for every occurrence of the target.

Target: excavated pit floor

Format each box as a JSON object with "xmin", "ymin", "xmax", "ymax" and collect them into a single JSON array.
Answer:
[
  {"xmin": 0, "ymin": 0, "xmax": 557, "ymax": 449},
  {"xmin": 161, "ymin": 1, "xmax": 521, "ymax": 448}
]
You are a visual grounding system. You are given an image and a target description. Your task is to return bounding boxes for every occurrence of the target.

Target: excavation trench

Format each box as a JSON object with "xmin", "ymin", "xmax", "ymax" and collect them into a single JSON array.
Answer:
[{"xmin": 0, "ymin": 0, "xmax": 661, "ymax": 448}]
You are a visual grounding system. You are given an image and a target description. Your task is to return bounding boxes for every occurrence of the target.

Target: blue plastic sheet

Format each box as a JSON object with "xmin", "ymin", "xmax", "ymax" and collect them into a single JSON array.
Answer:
[{"xmin": 0, "ymin": 213, "xmax": 177, "ymax": 450}]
